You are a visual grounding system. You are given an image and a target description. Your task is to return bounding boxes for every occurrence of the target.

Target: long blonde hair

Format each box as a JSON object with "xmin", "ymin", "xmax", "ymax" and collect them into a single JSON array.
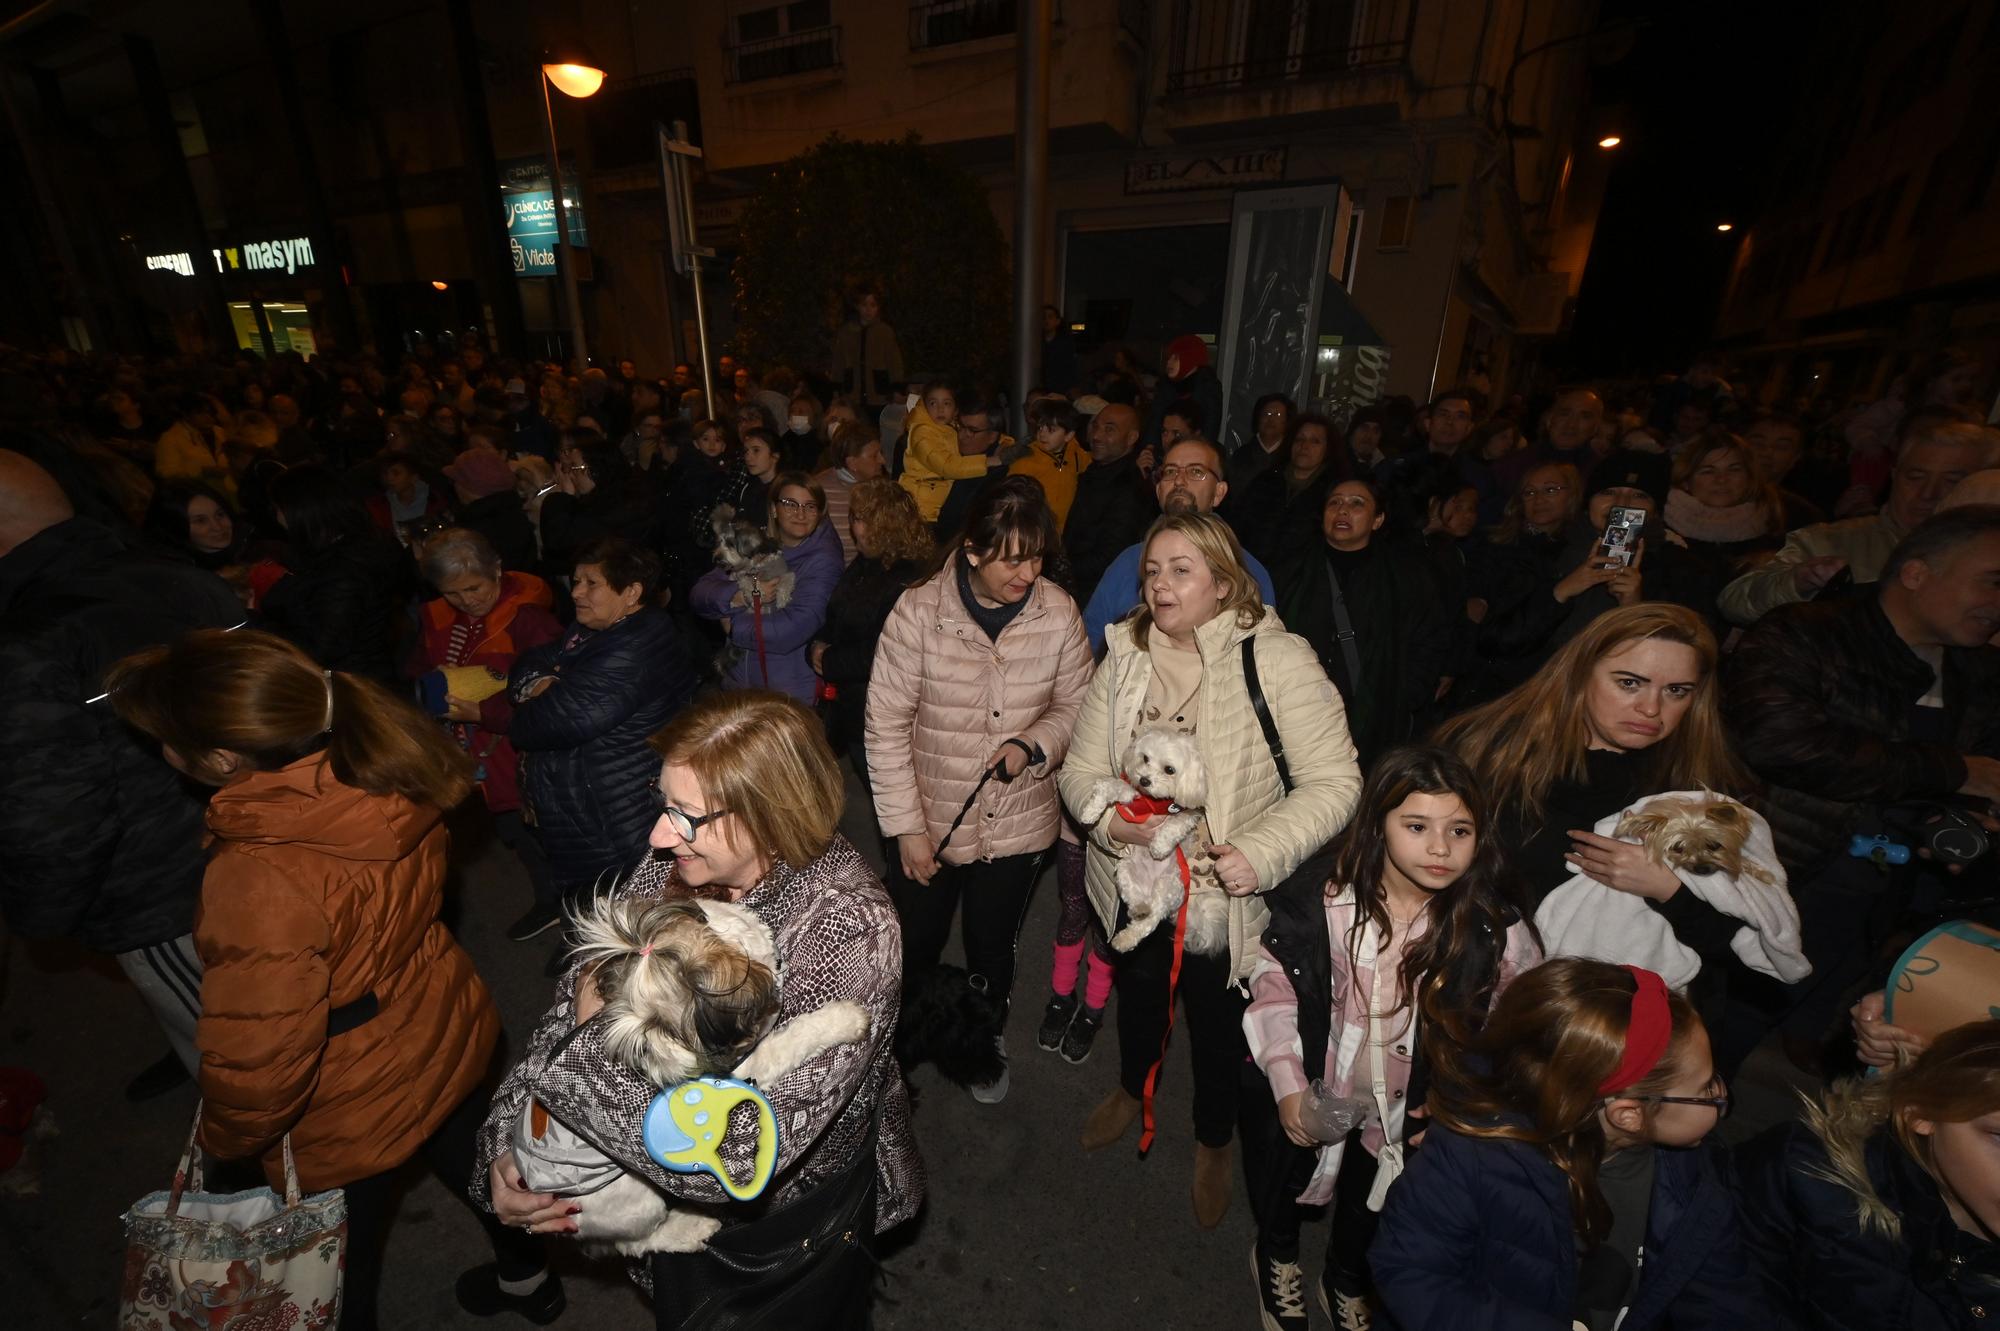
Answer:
[
  {"xmin": 1124, "ymin": 513, "xmax": 1266, "ymax": 650},
  {"xmin": 1437, "ymin": 603, "xmax": 1750, "ymax": 827}
]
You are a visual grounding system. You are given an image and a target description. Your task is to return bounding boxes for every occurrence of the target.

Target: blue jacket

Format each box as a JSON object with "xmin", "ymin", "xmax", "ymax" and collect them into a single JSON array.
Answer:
[
  {"xmin": 1371, "ymin": 1122, "xmax": 1769, "ymax": 1331},
  {"xmin": 509, "ymin": 607, "xmax": 695, "ymax": 892},
  {"xmin": 690, "ymin": 518, "xmax": 843, "ymax": 703},
  {"xmin": 1081, "ymin": 539, "xmax": 1276, "ymax": 653}
]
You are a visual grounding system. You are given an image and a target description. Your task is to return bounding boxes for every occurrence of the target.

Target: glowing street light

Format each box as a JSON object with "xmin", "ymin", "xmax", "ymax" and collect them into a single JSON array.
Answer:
[
  {"xmin": 542, "ymin": 63, "xmax": 606, "ymax": 99},
  {"xmin": 1597, "ymin": 135, "xmax": 1622, "ymax": 149},
  {"xmin": 1716, "ymin": 222, "xmax": 1734, "ymax": 232},
  {"xmin": 540, "ymin": 45, "xmax": 606, "ymax": 369},
  {"xmin": 431, "ymin": 280, "xmax": 449, "ymax": 291}
]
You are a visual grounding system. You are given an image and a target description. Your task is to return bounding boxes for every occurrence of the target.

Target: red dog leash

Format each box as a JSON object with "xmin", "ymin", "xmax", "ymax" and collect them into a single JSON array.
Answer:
[
  {"xmin": 1118, "ymin": 788, "xmax": 1193, "ymax": 1156},
  {"xmin": 750, "ymin": 589, "xmax": 770, "ymax": 686}
]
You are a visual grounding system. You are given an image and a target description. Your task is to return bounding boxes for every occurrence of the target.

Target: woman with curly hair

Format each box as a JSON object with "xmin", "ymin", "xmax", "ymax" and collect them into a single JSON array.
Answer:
[{"xmin": 812, "ymin": 478, "xmax": 934, "ymax": 778}]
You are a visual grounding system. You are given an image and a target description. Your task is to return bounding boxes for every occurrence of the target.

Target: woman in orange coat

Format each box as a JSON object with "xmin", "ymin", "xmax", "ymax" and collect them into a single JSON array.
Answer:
[{"xmin": 108, "ymin": 630, "xmax": 557, "ymax": 1330}]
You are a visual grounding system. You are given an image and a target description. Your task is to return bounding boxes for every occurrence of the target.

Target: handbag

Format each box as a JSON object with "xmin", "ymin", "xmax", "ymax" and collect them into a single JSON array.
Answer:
[{"xmin": 118, "ymin": 1102, "xmax": 347, "ymax": 1331}]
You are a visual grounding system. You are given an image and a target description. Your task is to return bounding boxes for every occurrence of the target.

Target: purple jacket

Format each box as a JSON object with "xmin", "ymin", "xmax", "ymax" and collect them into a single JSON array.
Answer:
[{"xmin": 690, "ymin": 518, "xmax": 843, "ymax": 702}]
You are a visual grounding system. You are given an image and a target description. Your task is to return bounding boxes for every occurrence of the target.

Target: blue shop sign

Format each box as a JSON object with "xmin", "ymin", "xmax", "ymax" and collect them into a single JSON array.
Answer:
[{"xmin": 500, "ymin": 158, "xmax": 588, "ymax": 276}]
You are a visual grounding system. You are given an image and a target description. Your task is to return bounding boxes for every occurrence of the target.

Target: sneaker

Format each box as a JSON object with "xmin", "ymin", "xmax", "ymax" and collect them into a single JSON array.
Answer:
[
  {"xmin": 454, "ymin": 1265, "xmax": 566, "ymax": 1325},
  {"xmin": 1319, "ymin": 1271, "xmax": 1374, "ymax": 1330},
  {"xmin": 508, "ymin": 901, "xmax": 565, "ymax": 942},
  {"xmin": 123, "ymin": 1051, "xmax": 191, "ymax": 1103},
  {"xmin": 1250, "ymin": 1243, "xmax": 1308, "ymax": 1331},
  {"xmin": 1036, "ymin": 993, "xmax": 1078, "ymax": 1051},
  {"xmin": 1059, "ymin": 1005, "xmax": 1104, "ymax": 1065},
  {"xmin": 968, "ymin": 1035, "xmax": 1010, "ymax": 1104}
]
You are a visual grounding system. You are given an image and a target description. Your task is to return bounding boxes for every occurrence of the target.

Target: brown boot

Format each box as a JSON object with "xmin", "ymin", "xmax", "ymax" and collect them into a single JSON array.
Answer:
[
  {"xmin": 1079, "ymin": 1088, "xmax": 1141, "ymax": 1151},
  {"xmin": 1192, "ymin": 1141, "xmax": 1232, "ymax": 1228}
]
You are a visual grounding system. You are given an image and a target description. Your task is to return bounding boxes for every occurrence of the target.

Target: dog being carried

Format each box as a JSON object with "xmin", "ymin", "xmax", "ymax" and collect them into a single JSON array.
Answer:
[
  {"xmin": 510, "ymin": 895, "xmax": 869, "ymax": 1255},
  {"xmin": 709, "ymin": 504, "xmax": 795, "ymax": 679},
  {"xmin": 1074, "ymin": 725, "xmax": 1226, "ymax": 955}
]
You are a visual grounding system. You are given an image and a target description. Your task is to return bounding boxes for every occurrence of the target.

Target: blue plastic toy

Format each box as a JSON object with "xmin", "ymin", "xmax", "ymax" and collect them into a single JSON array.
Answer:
[
  {"xmin": 641, "ymin": 1076, "xmax": 780, "ymax": 1200},
  {"xmin": 1850, "ymin": 834, "xmax": 1912, "ymax": 866}
]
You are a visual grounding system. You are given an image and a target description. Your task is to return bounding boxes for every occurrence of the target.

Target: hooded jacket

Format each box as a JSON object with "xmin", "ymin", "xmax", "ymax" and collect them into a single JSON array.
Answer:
[
  {"xmin": 0, "ymin": 518, "xmax": 246, "ymax": 954},
  {"xmin": 689, "ymin": 517, "xmax": 845, "ymax": 703},
  {"xmin": 866, "ymin": 565, "xmax": 1094, "ymax": 863},
  {"xmin": 1058, "ymin": 609, "xmax": 1362, "ymax": 983},
  {"xmin": 196, "ymin": 755, "xmax": 500, "ymax": 1191},
  {"xmin": 898, "ymin": 400, "xmax": 989, "ymax": 524},
  {"xmin": 1735, "ymin": 1088, "xmax": 2000, "ymax": 1329}
]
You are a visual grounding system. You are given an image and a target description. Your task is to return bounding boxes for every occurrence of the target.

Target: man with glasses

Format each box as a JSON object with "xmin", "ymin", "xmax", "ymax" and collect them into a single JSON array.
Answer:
[
  {"xmin": 934, "ymin": 393, "xmax": 1015, "ymax": 538},
  {"xmin": 1081, "ymin": 437, "xmax": 1276, "ymax": 651}
]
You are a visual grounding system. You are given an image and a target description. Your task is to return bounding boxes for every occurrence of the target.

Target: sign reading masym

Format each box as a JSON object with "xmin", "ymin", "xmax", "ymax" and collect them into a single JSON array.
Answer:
[
  {"xmin": 145, "ymin": 236, "xmax": 317, "ymax": 278},
  {"xmin": 1124, "ymin": 148, "xmax": 1286, "ymax": 195},
  {"xmin": 500, "ymin": 158, "xmax": 589, "ymax": 277}
]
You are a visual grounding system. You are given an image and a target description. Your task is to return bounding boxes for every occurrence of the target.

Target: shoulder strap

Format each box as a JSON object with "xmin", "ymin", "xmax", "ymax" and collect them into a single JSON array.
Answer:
[
  {"xmin": 1323, "ymin": 562, "xmax": 1365, "ymax": 695},
  {"xmin": 1240, "ymin": 634, "xmax": 1294, "ymax": 794}
]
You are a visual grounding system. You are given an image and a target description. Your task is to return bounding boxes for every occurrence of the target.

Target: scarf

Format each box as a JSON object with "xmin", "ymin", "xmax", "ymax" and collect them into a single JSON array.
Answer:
[{"xmin": 1665, "ymin": 487, "xmax": 1769, "ymax": 545}]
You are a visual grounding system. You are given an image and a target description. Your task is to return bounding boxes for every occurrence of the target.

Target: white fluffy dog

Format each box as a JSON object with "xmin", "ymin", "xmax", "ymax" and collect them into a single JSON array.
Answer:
[
  {"xmin": 1076, "ymin": 726, "xmax": 1227, "ymax": 955},
  {"xmin": 512, "ymin": 895, "xmax": 870, "ymax": 1255}
]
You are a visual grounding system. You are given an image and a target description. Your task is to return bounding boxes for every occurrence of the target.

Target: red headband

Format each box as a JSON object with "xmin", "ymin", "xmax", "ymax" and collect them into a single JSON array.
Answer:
[{"xmin": 1597, "ymin": 965, "xmax": 1673, "ymax": 1096}]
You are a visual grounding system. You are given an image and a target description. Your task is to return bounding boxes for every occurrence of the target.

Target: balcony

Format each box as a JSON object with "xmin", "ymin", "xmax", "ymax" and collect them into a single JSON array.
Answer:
[
  {"xmin": 725, "ymin": 25, "xmax": 843, "ymax": 84},
  {"xmin": 1166, "ymin": 0, "xmax": 1412, "ymax": 96},
  {"xmin": 908, "ymin": 0, "xmax": 1017, "ymax": 50}
]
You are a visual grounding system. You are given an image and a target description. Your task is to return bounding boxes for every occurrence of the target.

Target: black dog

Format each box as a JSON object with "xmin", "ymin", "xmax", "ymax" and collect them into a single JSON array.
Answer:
[{"xmin": 893, "ymin": 963, "xmax": 1007, "ymax": 1089}]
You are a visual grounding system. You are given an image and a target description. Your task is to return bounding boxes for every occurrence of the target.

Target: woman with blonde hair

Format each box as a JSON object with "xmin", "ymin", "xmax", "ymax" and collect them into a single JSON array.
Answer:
[
  {"xmin": 1737, "ymin": 1019, "xmax": 2000, "ymax": 1327},
  {"xmin": 1666, "ymin": 432, "xmax": 1792, "ymax": 622},
  {"xmin": 106, "ymin": 629, "xmax": 553, "ymax": 1329},
  {"xmin": 476, "ymin": 690, "xmax": 921, "ymax": 1329},
  {"xmin": 1060, "ymin": 512, "xmax": 1361, "ymax": 1226}
]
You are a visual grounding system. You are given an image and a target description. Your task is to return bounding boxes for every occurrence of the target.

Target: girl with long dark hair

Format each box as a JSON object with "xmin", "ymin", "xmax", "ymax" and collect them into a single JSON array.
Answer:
[{"xmin": 1244, "ymin": 745, "xmax": 1540, "ymax": 1328}]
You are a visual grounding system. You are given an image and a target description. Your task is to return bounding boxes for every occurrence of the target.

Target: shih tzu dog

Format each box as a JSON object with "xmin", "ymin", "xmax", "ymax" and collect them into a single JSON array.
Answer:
[
  {"xmin": 1076, "ymin": 726, "xmax": 1226, "ymax": 955},
  {"xmin": 511, "ymin": 896, "xmax": 869, "ymax": 1255}
]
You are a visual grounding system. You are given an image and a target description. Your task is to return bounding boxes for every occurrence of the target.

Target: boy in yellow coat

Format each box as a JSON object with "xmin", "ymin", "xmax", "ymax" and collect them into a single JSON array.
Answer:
[{"xmin": 1009, "ymin": 396, "xmax": 1091, "ymax": 532}]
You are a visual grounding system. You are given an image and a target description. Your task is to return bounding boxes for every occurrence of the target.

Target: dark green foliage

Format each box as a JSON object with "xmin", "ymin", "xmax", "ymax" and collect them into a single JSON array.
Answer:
[{"xmin": 729, "ymin": 134, "xmax": 1011, "ymax": 385}]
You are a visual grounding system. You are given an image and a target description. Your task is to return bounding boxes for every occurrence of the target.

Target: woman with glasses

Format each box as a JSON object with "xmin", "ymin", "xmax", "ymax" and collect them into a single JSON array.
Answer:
[
  {"xmin": 510, "ymin": 538, "xmax": 697, "ymax": 941},
  {"xmin": 690, "ymin": 469, "xmax": 844, "ymax": 703},
  {"xmin": 476, "ymin": 690, "xmax": 922, "ymax": 1329},
  {"xmin": 1371, "ymin": 958, "xmax": 1764, "ymax": 1331}
]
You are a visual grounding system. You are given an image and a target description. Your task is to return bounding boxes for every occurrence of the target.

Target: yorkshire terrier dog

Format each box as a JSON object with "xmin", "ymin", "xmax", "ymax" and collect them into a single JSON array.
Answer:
[
  {"xmin": 1075, "ymin": 726, "xmax": 1226, "ymax": 955},
  {"xmin": 1615, "ymin": 794, "xmax": 1775, "ymax": 885},
  {"xmin": 709, "ymin": 504, "xmax": 795, "ymax": 676},
  {"xmin": 511, "ymin": 896, "xmax": 869, "ymax": 1256}
]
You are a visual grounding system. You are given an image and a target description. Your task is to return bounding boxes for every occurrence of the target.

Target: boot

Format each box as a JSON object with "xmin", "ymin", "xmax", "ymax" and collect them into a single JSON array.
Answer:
[
  {"xmin": 1079, "ymin": 1087, "xmax": 1141, "ymax": 1151},
  {"xmin": 1193, "ymin": 1141, "xmax": 1232, "ymax": 1228}
]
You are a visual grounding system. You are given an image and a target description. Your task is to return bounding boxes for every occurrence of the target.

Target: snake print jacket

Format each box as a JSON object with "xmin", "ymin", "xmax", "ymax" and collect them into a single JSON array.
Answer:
[{"xmin": 472, "ymin": 835, "xmax": 923, "ymax": 1288}]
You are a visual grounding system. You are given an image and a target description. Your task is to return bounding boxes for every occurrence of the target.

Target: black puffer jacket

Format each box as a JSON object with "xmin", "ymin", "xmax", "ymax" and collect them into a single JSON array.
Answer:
[
  {"xmin": 1736, "ymin": 1115, "xmax": 2000, "ymax": 1329},
  {"xmin": 1723, "ymin": 595, "xmax": 1999, "ymax": 877},
  {"xmin": 509, "ymin": 607, "xmax": 697, "ymax": 892},
  {"xmin": 0, "ymin": 518, "xmax": 245, "ymax": 953},
  {"xmin": 816, "ymin": 555, "xmax": 924, "ymax": 757},
  {"xmin": 1062, "ymin": 449, "xmax": 1156, "ymax": 601},
  {"xmin": 257, "ymin": 531, "xmax": 410, "ymax": 682}
]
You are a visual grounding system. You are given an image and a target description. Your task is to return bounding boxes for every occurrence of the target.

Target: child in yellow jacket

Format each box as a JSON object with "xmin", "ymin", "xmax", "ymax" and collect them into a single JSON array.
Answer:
[{"xmin": 899, "ymin": 383, "xmax": 992, "ymax": 525}]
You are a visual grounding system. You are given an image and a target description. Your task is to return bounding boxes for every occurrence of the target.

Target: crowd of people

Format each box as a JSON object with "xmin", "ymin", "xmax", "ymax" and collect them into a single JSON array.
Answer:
[{"xmin": 2, "ymin": 311, "xmax": 1999, "ymax": 1331}]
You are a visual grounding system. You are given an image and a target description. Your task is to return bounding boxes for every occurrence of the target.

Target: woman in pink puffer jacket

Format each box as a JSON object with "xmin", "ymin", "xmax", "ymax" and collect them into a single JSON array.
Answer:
[{"xmin": 866, "ymin": 476, "xmax": 1094, "ymax": 1101}]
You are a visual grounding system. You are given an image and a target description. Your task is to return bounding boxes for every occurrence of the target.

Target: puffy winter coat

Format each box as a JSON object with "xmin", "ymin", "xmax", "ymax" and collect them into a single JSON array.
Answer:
[
  {"xmin": 414, "ymin": 572, "xmax": 563, "ymax": 814},
  {"xmin": 1058, "ymin": 608, "xmax": 1362, "ymax": 984},
  {"xmin": 1008, "ymin": 438, "xmax": 1091, "ymax": 532},
  {"xmin": 866, "ymin": 564, "xmax": 1094, "ymax": 863},
  {"xmin": 898, "ymin": 400, "xmax": 988, "ymax": 524},
  {"xmin": 690, "ymin": 518, "xmax": 844, "ymax": 703},
  {"xmin": 0, "ymin": 518, "xmax": 245, "ymax": 954},
  {"xmin": 196, "ymin": 755, "xmax": 500, "ymax": 1192},
  {"xmin": 1062, "ymin": 448, "xmax": 1157, "ymax": 603},
  {"xmin": 1723, "ymin": 594, "xmax": 1999, "ymax": 877},
  {"xmin": 1736, "ymin": 1111, "xmax": 2000, "ymax": 1330},
  {"xmin": 1371, "ymin": 1122, "xmax": 1771, "ymax": 1331},
  {"xmin": 510, "ymin": 607, "xmax": 696, "ymax": 891},
  {"xmin": 257, "ymin": 532, "xmax": 411, "ymax": 682},
  {"xmin": 817, "ymin": 555, "xmax": 926, "ymax": 755}
]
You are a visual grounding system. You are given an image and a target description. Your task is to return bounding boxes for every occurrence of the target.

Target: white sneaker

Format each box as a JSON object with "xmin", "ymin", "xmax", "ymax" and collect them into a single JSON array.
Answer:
[{"xmin": 969, "ymin": 1035, "xmax": 1010, "ymax": 1104}]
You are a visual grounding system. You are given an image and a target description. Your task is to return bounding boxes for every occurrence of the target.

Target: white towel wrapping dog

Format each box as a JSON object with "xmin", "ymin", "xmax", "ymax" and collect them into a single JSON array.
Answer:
[{"xmin": 1534, "ymin": 790, "xmax": 1811, "ymax": 989}]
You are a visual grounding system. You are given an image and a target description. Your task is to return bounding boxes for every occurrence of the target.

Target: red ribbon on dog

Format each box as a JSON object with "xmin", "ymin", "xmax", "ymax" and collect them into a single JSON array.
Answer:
[{"xmin": 1136, "ymin": 842, "xmax": 1194, "ymax": 1157}]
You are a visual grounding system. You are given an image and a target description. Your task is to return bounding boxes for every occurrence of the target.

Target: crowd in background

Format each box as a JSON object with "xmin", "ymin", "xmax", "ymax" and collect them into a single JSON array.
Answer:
[{"xmin": 3, "ymin": 289, "xmax": 2000, "ymax": 1331}]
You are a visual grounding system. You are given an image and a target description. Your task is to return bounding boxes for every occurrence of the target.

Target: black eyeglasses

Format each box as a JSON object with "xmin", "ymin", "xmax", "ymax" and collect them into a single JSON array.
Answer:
[
  {"xmin": 640, "ymin": 782, "xmax": 730, "ymax": 842},
  {"xmin": 1618, "ymin": 1078, "xmax": 1731, "ymax": 1119}
]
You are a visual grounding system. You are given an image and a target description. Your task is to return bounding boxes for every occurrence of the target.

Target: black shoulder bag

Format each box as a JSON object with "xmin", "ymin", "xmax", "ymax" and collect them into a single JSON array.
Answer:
[{"xmin": 1240, "ymin": 634, "xmax": 1294, "ymax": 794}]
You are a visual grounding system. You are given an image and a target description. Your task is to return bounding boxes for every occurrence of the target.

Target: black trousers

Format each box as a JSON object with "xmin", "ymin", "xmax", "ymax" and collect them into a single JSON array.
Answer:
[
  {"xmin": 492, "ymin": 809, "xmax": 559, "ymax": 909},
  {"xmin": 1242, "ymin": 1067, "xmax": 1381, "ymax": 1286},
  {"xmin": 1113, "ymin": 920, "xmax": 1248, "ymax": 1149},
  {"xmin": 888, "ymin": 849, "xmax": 1046, "ymax": 1009},
  {"xmin": 339, "ymin": 1080, "xmax": 542, "ymax": 1331}
]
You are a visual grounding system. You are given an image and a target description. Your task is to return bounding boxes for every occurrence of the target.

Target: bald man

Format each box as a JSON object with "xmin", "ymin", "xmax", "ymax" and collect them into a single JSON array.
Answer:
[
  {"xmin": 0, "ymin": 450, "xmax": 244, "ymax": 1097},
  {"xmin": 1065, "ymin": 402, "xmax": 1158, "ymax": 600}
]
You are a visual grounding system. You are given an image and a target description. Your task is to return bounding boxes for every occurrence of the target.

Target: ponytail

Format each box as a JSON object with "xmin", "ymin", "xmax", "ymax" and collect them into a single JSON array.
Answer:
[{"xmin": 108, "ymin": 628, "xmax": 472, "ymax": 810}]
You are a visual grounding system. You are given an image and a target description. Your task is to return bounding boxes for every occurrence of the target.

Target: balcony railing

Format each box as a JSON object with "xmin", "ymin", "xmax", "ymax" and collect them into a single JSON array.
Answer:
[
  {"xmin": 1166, "ymin": 0, "xmax": 1412, "ymax": 96},
  {"xmin": 909, "ymin": 0, "xmax": 1016, "ymax": 49},
  {"xmin": 725, "ymin": 25, "xmax": 843, "ymax": 84}
]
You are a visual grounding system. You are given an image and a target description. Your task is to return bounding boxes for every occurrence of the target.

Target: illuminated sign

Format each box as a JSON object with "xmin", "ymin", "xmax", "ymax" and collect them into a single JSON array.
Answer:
[
  {"xmin": 144, "ymin": 236, "xmax": 317, "ymax": 278},
  {"xmin": 500, "ymin": 157, "xmax": 588, "ymax": 277},
  {"xmin": 147, "ymin": 252, "xmax": 195, "ymax": 277}
]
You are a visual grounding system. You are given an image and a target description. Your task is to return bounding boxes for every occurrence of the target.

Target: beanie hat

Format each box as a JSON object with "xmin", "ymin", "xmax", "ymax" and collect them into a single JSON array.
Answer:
[
  {"xmin": 445, "ymin": 447, "xmax": 518, "ymax": 500},
  {"xmin": 1588, "ymin": 449, "xmax": 1672, "ymax": 512},
  {"xmin": 1166, "ymin": 335, "xmax": 1211, "ymax": 378}
]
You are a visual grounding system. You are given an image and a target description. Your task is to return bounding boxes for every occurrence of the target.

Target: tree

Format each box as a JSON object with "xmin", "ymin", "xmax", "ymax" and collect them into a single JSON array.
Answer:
[{"xmin": 730, "ymin": 134, "xmax": 1011, "ymax": 389}]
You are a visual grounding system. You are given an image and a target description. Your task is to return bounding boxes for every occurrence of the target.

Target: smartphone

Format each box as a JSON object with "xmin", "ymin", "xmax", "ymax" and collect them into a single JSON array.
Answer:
[{"xmin": 1599, "ymin": 506, "xmax": 1647, "ymax": 568}]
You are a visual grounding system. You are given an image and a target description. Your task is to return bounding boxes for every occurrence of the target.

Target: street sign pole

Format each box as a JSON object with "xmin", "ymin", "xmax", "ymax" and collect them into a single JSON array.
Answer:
[{"xmin": 659, "ymin": 121, "xmax": 717, "ymax": 412}]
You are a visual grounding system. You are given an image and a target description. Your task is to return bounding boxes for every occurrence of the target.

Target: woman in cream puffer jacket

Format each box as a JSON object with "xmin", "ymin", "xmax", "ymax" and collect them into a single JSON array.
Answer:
[
  {"xmin": 866, "ymin": 478, "xmax": 1094, "ymax": 1095},
  {"xmin": 1058, "ymin": 512, "xmax": 1360, "ymax": 1224}
]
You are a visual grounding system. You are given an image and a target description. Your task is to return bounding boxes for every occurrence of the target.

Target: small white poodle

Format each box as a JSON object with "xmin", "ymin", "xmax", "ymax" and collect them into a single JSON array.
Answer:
[{"xmin": 1076, "ymin": 726, "xmax": 1227, "ymax": 955}]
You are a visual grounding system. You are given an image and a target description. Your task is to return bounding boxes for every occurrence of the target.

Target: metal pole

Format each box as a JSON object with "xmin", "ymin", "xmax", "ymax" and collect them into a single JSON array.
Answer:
[
  {"xmin": 689, "ymin": 254, "xmax": 717, "ymax": 413},
  {"xmin": 539, "ymin": 71, "xmax": 589, "ymax": 371},
  {"xmin": 1010, "ymin": 0, "xmax": 1051, "ymax": 439}
]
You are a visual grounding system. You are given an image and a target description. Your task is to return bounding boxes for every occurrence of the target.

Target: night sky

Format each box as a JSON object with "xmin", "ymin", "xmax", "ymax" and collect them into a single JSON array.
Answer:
[{"xmin": 1564, "ymin": 0, "xmax": 1799, "ymax": 379}]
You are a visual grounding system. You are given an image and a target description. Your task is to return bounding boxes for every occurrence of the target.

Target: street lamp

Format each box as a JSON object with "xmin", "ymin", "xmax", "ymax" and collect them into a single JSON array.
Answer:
[
  {"xmin": 540, "ymin": 44, "xmax": 604, "ymax": 370},
  {"xmin": 1597, "ymin": 135, "xmax": 1622, "ymax": 149},
  {"xmin": 1715, "ymin": 222, "xmax": 1734, "ymax": 232}
]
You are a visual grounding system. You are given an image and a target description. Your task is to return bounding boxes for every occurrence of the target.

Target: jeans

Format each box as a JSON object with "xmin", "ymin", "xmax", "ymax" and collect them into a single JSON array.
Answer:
[
  {"xmin": 888, "ymin": 850, "xmax": 1046, "ymax": 1009},
  {"xmin": 1113, "ymin": 917, "xmax": 1248, "ymax": 1149}
]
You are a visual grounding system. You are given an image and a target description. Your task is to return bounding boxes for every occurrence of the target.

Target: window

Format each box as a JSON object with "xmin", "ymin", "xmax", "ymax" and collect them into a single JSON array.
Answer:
[
  {"xmin": 908, "ymin": 1, "xmax": 1017, "ymax": 50},
  {"xmin": 1376, "ymin": 195, "xmax": 1414, "ymax": 250},
  {"xmin": 727, "ymin": 1, "xmax": 840, "ymax": 83}
]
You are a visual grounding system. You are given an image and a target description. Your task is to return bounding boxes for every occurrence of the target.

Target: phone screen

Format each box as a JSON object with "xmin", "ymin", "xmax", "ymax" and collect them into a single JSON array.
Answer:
[{"xmin": 1599, "ymin": 506, "xmax": 1646, "ymax": 568}]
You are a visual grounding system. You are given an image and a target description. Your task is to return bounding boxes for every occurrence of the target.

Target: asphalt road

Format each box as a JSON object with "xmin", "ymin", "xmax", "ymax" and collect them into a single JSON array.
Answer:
[{"xmin": 0, "ymin": 770, "xmax": 1816, "ymax": 1329}]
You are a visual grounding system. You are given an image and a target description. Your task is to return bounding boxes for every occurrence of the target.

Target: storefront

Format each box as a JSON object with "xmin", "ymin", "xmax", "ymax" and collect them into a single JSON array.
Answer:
[{"xmin": 140, "ymin": 231, "xmax": 332, "ymax": 355}]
